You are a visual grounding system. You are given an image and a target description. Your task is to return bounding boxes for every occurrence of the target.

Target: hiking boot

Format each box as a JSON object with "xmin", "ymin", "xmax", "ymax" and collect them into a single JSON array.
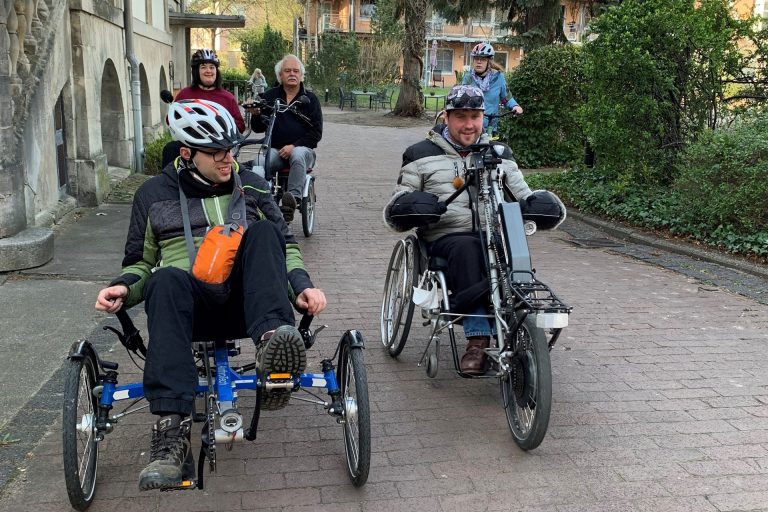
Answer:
[
  {"xmin": 256, "ymin": 325, "xmax": 306, "ymax": 410},
  {"xmin": 281, "ymin": 192, "xmax": 297, "ymax": 223},
  {"xmin": 460, "ymin": 336, "xmax": 490, "ymax": 375},
  {"xmin": 138, "ymin": 415, "xmax": 194, "ymax": 491}
]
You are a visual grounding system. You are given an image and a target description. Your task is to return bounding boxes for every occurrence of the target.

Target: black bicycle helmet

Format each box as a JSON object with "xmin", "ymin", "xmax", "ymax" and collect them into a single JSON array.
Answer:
[{"xmin": 191, "ymin": 48, "xmax": 220, "ymax": 67}]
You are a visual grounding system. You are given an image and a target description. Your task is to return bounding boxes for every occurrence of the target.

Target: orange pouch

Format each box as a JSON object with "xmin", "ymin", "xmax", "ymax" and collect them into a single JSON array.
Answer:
[{"xmin": 191, "ymin": 224, "xmax": 244, "ymax": 284}]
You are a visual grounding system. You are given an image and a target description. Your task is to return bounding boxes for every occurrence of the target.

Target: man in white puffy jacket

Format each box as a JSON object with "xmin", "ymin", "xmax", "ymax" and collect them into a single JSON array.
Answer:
[{"xmin": 383, "ymin": 84, "xmax": 533, "ymax": 375}]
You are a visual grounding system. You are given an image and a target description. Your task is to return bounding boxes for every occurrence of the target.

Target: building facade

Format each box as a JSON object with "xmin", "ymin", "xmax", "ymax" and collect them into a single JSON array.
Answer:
[{"xmin": 0, "ymin": 0, "xmax": 241, "ymax": 271}]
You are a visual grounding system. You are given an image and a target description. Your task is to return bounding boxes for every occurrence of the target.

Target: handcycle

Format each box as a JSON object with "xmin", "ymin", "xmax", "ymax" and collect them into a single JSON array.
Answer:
[
  {"xmin": 237, "ymin": 96, "xmax": 317, "ymax": 237},
  {"xmin": 62, "ymin": 310, "xmax": 370, "ymax": 510},
  {"xmin": 380, "ymin": 139, "xmax": 571, "ymax": 450}
]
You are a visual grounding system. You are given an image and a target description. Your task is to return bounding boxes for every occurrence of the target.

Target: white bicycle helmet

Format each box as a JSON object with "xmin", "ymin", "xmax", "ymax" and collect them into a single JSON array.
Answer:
[
  {"xmin": 471, "ymin": 42, "xmax": 495, "ymax": 58},
  {"xmin": 167, "ymin": 99, "xmax": 242, "ymax": 150}
]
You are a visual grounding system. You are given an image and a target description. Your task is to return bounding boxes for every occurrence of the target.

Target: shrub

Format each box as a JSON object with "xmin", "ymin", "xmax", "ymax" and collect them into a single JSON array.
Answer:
[
  {"xmin": 501, "ymin": 44, "xmax": 585, "ymax": 168},
  {"xmin": 237, "ymin": 24, "xmax": 289, "ymax": 83},
  {"xmin": 306, "ymin": 32, "xmax": 360, "ymax": 92},
  {"xmin": 144, "ymin": 131, "xmax": 172, "ymax": 176},
  {"xmin": 580, "ymin": 0, "xmax": 755, "ymax": 185},
  {"xmin": 671, "ymin": 112, "xmax": 768, "ymax": 254},
  {"xmin": 525, "ymin": 111, "xmax": 768, "ymax": 257},
  {"xmin": 219, "ymin": 67, "xmax": 250, "ymax": 82}
]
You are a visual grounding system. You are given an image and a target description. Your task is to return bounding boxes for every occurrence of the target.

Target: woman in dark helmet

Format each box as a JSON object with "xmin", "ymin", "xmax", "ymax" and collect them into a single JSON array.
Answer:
[
  {"xmin": 174, "ymin": 49, "xmax": 245, "ymax": 132},
  {"xmin": 163, "ymin": 49, "xmax": 247, "ymax": 167}
]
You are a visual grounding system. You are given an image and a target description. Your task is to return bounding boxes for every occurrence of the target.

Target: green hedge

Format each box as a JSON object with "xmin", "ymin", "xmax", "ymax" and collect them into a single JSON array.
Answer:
[
  {"xmin": 526, "ymin": 111, "xmax": 768, "ymax": 258},
  {"xmin": 144, "ymin": 131, "xmax": 172, "ymax": 176},
  {"xmin": 501, "ymin": 44, "xmax": 585, "ymax": 169}
]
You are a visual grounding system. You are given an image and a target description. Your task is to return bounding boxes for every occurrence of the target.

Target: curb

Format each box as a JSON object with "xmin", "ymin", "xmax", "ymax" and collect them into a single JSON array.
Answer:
[{"xmin": 567, "ymin": 210, "xmax": 768, "ymax": 281}]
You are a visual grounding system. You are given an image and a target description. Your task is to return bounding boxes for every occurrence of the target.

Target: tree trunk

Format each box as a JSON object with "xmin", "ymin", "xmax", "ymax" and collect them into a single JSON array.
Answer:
[{"xmin": 393, "ymin": 0, "xmax": 427, "ymax": 117}]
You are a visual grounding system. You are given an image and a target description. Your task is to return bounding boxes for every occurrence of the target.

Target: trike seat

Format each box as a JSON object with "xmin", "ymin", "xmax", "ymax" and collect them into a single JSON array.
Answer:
[{"xmin": 428, "ymin": 255, "xmax": 449, "ymax": 272}]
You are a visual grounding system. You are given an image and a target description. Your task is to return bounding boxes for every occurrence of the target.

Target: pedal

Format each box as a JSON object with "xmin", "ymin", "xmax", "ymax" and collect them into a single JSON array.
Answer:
[{"xmin": 160, "ymin": 480, "xmax": 197, "ymax": 491}]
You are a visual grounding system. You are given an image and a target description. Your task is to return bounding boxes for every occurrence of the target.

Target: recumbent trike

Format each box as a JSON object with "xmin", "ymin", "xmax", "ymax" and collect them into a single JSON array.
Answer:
[
  {"xmin": 62, "ymin": 310, "xmax": 370, "ymax": 510},
  {"xmin": 380, "ymin": 140, "xmax": 571, "ymax": 450},
  {"xmin": 237, "ymin": 96, "xmax": 317, "ymax": 237}
]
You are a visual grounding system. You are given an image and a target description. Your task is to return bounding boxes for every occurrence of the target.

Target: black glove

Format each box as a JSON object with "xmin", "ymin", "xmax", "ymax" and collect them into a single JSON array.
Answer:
[
  {"xmin": 520, "ymin": 190, "xmax": 566, "ymax": 230},
  {"xmin": 388, "ymin": 191, "xmax": 447, "ymax": 230}
]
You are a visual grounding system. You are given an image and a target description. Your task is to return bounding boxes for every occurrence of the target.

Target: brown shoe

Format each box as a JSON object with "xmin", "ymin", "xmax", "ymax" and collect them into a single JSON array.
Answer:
[{"xmin": 460, "ymin": 336, "xmax": 490, "ymax": 375}]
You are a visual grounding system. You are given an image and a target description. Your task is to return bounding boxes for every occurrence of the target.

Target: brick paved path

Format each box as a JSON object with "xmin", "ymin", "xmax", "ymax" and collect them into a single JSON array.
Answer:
[{"xmin": 3, "ymin": 119, "xmax": 768, "ymax": 512}]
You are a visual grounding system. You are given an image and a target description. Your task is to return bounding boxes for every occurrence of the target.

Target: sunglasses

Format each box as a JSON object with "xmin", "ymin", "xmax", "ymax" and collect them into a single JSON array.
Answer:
[
  {"xmin": 197, "ymin": 148, "xmax": 233, "ymax": 162},
  {"xmin": 447, "ymin": 93, "xmax": 484, "ymax": 109}
]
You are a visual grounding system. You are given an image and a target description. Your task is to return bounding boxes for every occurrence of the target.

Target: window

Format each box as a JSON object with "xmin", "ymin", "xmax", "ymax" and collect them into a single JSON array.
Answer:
[
  {"xmin": 360, "ymin": 0, "xmax": 376, "ymax": 18},
  {"xmin": 474, "ymin": 9, "xmax": 494, "ymax": 25},
  {"xmin": 435, "ymin": 48, "xmax": 454, "ymax": 73},
  {"xmin": 495, "ymin": 52, "xmax": 508, "ymax": 71}
]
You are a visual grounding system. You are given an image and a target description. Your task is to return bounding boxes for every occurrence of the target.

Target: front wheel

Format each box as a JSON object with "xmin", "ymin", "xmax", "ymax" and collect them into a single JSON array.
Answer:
[
  {"xmin": 62, "ymin": 356, "xmax": 100, "ymax": 511},
  {"xmin": 379, "ymin": 236, "xmax": 419, "ymax": 357},
  {"xmin": 301, "ymin": 177, "xmax": 316, "ymax": 237},
  {"xmin": 339, "ymin": 346, "xmax": 370, "ymax": 487},
  {"xmin": 500, "ymin": 316, "xmax": 552, "ymax": 450}
]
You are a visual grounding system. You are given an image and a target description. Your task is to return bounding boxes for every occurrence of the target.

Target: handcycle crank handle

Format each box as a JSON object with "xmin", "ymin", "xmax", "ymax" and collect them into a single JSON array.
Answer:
[{"xmin": 441, "ymin": 177, "xmax": 471, "ymax": 208}]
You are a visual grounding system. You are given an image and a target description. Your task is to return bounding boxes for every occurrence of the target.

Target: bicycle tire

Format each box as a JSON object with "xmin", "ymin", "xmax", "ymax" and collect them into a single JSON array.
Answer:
[
  {"xmin": 500, "ymin": 315, "xmax": 552, "ymax": 450},
  {"xmin": 339, "ymin": 346, "xmax": 370, "ymax": 487},
  {"xmin": 379, "ymin": 237, "xmax": 418, "ymax": 357},
  {"xmin": 301, "ymin": 177, "xmax": 316, "ymax": 237},
  {"xmin": 62, "ymin": 356, "xmax": 100, "ymax": 511}
]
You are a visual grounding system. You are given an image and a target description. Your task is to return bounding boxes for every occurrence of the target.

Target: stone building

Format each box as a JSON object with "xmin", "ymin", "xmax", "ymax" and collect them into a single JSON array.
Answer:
[{"xmin": 0, "ymin": 1, "xmax": 242, "ymax": 271}]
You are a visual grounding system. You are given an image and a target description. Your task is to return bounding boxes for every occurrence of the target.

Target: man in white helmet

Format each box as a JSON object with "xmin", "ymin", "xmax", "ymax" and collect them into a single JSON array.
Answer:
[{"xmin": 95, "ymin": 99, "xmax": 326, "ymax": 491}]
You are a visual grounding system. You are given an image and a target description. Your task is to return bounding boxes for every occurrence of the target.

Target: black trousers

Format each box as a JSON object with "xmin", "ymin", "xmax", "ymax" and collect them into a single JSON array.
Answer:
[
  {"xmin": 429, "ymin": 232, "xmax": 490, "ymax": 313},
  {"xmin": 142, "ymin": 220, "xmax": 295, "ymax": 416}
]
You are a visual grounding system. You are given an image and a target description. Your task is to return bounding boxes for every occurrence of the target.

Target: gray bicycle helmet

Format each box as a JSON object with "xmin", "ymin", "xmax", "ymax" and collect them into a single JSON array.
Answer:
[
  {"xmin": 471, "ymin": 42, "xmax": 495, "ymax": 58},
  {"xmin": 167, "ymin": 99, "xmax": 242, "ymax": 150}
]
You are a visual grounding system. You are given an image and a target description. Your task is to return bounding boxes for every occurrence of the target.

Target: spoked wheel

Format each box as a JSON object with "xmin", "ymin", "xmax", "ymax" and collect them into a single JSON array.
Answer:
[
  {"xmin": 301, "ymin": 177, "xmax": 316, "ymax": 237},
  {"xmin": 62, "ymin": 356, "xmax": 100, "ymax": 511},
  {"xmin": 339, "ymin": 345, "xmax": 370, "ymax": 487},
  {"xmin": 379, "ymin": 236, "xmax": 419, "ymax": 357},
  {"xmin": 500, "ymin": 315, "xmax": 552, "ymax": 450}
]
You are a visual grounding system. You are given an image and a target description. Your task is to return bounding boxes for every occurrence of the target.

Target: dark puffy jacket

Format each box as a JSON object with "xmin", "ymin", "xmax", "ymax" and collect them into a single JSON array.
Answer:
[
  {"xmin": 112, "ymin": 160, "xmax": 312, "ymax": 308},
  {"xmin": 250, "ymin": 83, "xmax": 322, "ymax": 150}
]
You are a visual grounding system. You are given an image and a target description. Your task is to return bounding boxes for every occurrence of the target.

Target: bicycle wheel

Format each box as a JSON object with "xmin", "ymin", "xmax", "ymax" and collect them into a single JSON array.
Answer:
[
  {"xmin": 62, "ymin": 356, "xmax": 100, "ymax": 511},
  {"xmin": 301, "ymin": 177, "xmax": 316, "ymax": 237},
  {"xmin": 339, "ymin": 345, "xmax": 370, "ymax": 487},
  {"xmin": 500, "ymin": 315, "xmax": 552, "ymax": 450},
  {"xmin": 379, "ymin": 236, "xmax": 418, "ymax": 357}
]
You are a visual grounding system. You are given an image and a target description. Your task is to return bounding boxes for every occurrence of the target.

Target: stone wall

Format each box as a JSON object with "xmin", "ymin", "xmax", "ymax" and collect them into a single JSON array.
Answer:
[{"xmin": 0, "ymin": 0, "xmax": 174, "ymax": 271}]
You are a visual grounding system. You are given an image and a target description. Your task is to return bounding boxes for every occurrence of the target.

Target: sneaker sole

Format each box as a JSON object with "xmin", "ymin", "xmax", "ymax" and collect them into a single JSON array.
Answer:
[
  {"xmin": 257, "ymin": 326, "xmax": 306, "ymax": 410},
  {"xmin": 257, "ymin": 325, "xmax": 307, "ymax": 376}
]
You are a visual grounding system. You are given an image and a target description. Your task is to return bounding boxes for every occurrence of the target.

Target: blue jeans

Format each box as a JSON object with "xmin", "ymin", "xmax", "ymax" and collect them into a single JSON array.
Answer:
[
  {"xmin": 463, "ymin": 305, "xmax": 494, "ymax": 337},
  {"xmin": 428, "ymin": 233, "xmax": 493, "ymax": 338}
]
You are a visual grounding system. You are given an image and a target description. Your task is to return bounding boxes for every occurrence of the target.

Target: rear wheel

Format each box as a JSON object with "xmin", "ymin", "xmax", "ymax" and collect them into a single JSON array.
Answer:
[
  {"xmin": 301, "ymin": 177, "xmax": 316, "ymax": 237},
  {"xmin": 62, "ymin": 356, "xmax": 100, "ymax": 511},
  {"xmin": 379, "ymin": 236, "xmax": 419, "ymax": 357},
  {"xmin": 500, "ymin": 315, "xmax": 552, "ymax": 450},
  {"xmin": 339, "ymin": 346, "xmax": 370, "ymax": 486}
]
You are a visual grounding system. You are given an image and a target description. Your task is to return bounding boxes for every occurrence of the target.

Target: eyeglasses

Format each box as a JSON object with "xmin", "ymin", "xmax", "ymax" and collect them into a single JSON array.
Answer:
[
  {"xmin": 447, "ymin": 93, "xmax": 484, "ymax": 109},
  {"xmin": 197, "ymin": 148, "xmax": 233, "ymax": 162}
]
